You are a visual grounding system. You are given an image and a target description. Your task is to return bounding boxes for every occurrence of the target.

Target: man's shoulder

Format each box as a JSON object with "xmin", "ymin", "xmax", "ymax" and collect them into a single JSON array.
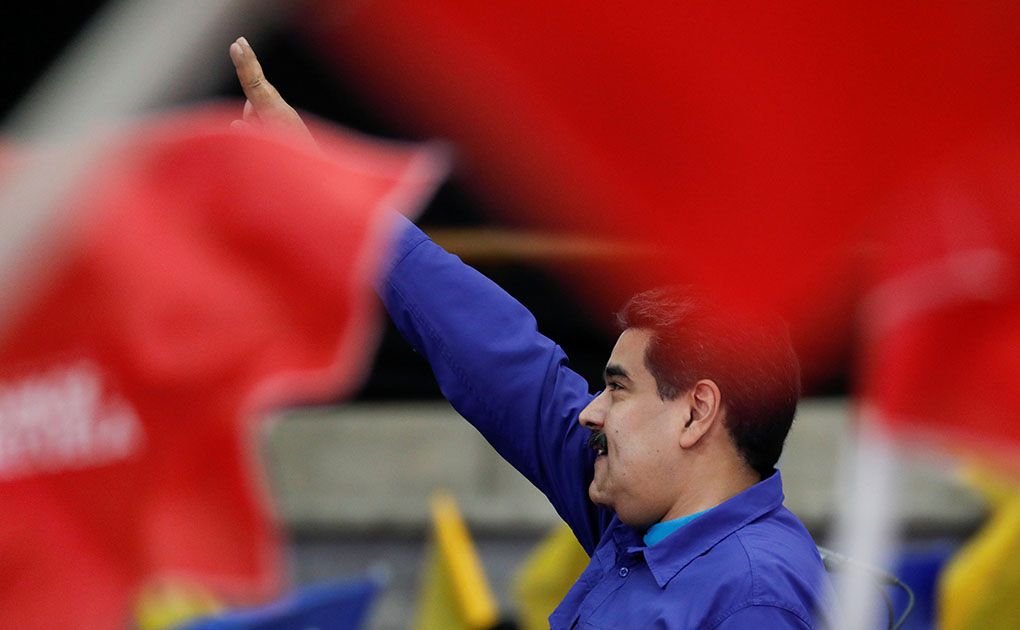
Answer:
[
  {"xmin": 684, "ymin": 515, "xmax": 823, "ymax": 587},
  {"xmin": 733, "ymin": 507, "xmax": 826, "ymax": 588},
  {"xmin": 672, "ymin": 507, "xmax": 829, "ymax": 627},
  {"xmin": 735, "ymin": 505, "xmax": 823, "ymax": 561}
]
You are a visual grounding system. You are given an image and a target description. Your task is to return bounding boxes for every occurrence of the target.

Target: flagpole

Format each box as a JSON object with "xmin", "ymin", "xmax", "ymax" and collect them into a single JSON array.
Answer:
[{"xmin": 828, "ymin": 409, "xmax": 901, "ymax": 629}]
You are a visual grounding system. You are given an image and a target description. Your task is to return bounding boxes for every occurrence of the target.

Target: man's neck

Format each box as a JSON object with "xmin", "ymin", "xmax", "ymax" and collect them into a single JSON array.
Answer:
[{"xmin": 660, "ymin": 459, "xmax": 759, "ymax": 523}]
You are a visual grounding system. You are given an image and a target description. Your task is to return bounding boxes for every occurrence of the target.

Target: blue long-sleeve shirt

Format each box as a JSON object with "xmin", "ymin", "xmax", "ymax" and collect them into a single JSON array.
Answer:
[{"xmin": 381, "ymin": 216, "xmax": 832, "ymax": 628}]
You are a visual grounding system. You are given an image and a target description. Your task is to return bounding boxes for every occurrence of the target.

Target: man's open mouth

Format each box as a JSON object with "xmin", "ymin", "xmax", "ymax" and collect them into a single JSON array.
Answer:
[{"xmin": 587, "ymin": 430, "xmax": 608, "ymax": 457}]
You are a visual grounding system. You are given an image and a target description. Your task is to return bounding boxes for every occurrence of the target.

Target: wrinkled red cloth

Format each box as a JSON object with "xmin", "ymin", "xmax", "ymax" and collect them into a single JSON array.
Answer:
[
  {"xmin": 0, "ymin": 105, "xmax": 445, "ymax": 629},
  {"xmin": 305, "ymin": 0, "xmax": 1020, "ymax": 380},
  {"xmin": 861, "ymin": 132, "xmax": 1020, "ymax": 467},
  {"xmin": 305, "ymin": 0, "xmax": 1020, "ymax": 462}
]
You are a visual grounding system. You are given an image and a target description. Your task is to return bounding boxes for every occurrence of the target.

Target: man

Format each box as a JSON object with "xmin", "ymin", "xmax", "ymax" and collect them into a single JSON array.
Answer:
[{"xmin": 229, "ymin": 37, "xmax": 832, "ymax": 628}]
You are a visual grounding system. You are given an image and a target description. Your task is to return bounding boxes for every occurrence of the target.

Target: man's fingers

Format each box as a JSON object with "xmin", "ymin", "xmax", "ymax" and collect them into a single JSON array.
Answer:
[
  {"xmin": 229, "ymin": 119, "xmax": 255, "ymax": 133},
  {"xmin": 229, "ymin": 37, "xmax": 285, "ymax": 117},
  {"xmin": 229, "ymin": 36, "xmax": 318, "ymax": 150},
  {"xmin": 242, "ymin": 100, "xmax": 257, "ymax": 123}
]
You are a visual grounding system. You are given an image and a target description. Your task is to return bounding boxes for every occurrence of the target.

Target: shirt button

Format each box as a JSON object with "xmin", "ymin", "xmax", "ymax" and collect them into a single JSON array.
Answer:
[{"xmin": 618, "ymin": 567, "xmax": 629, "ymax": 577}]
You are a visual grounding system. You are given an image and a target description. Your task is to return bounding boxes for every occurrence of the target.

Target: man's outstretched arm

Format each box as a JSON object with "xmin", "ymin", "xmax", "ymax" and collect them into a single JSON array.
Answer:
[
  {"xmin": 229, "ymin": 37, "xmax": 610, "ymax": 553},
  {"xmin": 381, "ymin": 216, "xmax": 608, "ymax": 553}
]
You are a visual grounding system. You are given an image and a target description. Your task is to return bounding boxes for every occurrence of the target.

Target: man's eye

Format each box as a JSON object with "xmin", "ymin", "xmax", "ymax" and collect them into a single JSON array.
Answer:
[{"xmin": 607, "ymin": 381, "xmax": 623, "ymax": 391}]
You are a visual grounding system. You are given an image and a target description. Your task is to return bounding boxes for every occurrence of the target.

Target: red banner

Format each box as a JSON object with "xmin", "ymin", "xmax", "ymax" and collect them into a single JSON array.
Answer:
[
  {"xmin": 860, "ymin": 132, "xmax": 1020, "ymax": 466},
  {"xmin": 305, "ymin": 0, "xmax": 1020, "ymax": 456},
  {"xmin": 0, "ymin": 106, "xmax": 445, "ymax": 629}
]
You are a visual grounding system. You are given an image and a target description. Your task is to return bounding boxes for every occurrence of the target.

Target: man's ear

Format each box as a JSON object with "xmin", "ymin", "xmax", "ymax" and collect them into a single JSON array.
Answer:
[{"xmin": 679, "ymin": 379, "xmax": 721, "ymax": 449}]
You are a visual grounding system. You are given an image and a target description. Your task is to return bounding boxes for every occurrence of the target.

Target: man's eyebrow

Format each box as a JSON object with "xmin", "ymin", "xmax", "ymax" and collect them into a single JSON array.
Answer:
[{"xmin": 604, "ymin": 364, "xmax": 630, "ymax": 381}]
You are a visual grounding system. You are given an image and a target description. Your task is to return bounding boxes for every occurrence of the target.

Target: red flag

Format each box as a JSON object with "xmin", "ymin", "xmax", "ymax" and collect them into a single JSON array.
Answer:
[
  {"xmin": 860, "ymin": 130, "xmax": 1020, "ymax": 468},
  {"xmin": 303, "ymin": 0, "xmax": 1020, "ymax": 382},
  {"xmin": 0, "ymin": 105, "xmax": 445, "ymax": 629}
]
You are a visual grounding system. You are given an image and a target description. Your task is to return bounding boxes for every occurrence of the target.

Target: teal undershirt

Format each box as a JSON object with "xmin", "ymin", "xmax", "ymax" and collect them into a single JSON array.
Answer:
[{"xmin": 643, "ymin": 508, "xmax": 711, "ymax": 547}]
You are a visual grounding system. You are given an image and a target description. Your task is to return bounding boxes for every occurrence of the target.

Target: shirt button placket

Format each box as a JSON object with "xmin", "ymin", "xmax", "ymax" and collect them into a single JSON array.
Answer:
[{"xmin": 618, "ymin": 567, "xmax": 629, "ymax": 578}]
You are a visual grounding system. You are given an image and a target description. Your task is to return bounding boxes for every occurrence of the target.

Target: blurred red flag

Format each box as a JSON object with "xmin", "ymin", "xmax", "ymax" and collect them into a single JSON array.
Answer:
[
  {"xmin": 304, "ymin": 0, "xmax": 1020, "ymax": 381},
  {"xmin": 860, "ymin": 131, "xmax": 1020, "ymax": 467},
  {"xmin": 305, "ymin": 1, "xmax": 1020, "ymax": 453},
  {"xmin": 0, "ymin": 106, "xmax": 445, "ymax": 629}
]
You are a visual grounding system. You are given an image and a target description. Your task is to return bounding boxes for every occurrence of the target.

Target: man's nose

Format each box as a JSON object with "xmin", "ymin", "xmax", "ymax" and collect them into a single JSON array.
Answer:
[{"xmin": 578, "ymin": 391, "xmax": 607, "ymax": 429}]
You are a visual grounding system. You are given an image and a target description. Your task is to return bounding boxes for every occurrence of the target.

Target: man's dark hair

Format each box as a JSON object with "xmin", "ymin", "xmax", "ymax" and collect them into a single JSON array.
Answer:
[{"xmin": 616, "ymin": 286, "xmax": 800, "ymax": 479}]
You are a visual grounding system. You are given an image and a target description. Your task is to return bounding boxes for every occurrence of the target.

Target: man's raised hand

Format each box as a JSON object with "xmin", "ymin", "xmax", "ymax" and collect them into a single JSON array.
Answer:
[{"xmin": 228, "ymin": 36, "xmax": 317, "ymax": 148}]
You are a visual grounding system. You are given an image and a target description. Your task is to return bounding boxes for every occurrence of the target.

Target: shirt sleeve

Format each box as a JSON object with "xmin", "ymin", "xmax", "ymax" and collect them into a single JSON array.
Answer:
[
  {"xmin": 710, "ymin": 605, "xmax": 812, "ymax": 629},
  {"xmin": 380, "ymin": 214, "xmax": 610, "ymax": 553}
]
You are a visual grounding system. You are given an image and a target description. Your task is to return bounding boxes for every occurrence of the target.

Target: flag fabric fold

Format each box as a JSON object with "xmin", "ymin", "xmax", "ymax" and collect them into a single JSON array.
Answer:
[
  {"xmin": 0, "ymin": 104, "xmax": 446, "ymax": 629},
  {"xmin": 859, "ymin": 132, "xmax": 1020, "ymax": 468}
]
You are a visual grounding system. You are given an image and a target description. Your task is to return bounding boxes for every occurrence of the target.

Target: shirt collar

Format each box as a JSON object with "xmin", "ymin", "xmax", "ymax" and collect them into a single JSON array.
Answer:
[
  {"xmin": 616, "ymin": 469, "xmax": 786, "ymax": 588},
  {"xmin": 643, "ymin": 508, "xmax": 711, "ymax": 547}
]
